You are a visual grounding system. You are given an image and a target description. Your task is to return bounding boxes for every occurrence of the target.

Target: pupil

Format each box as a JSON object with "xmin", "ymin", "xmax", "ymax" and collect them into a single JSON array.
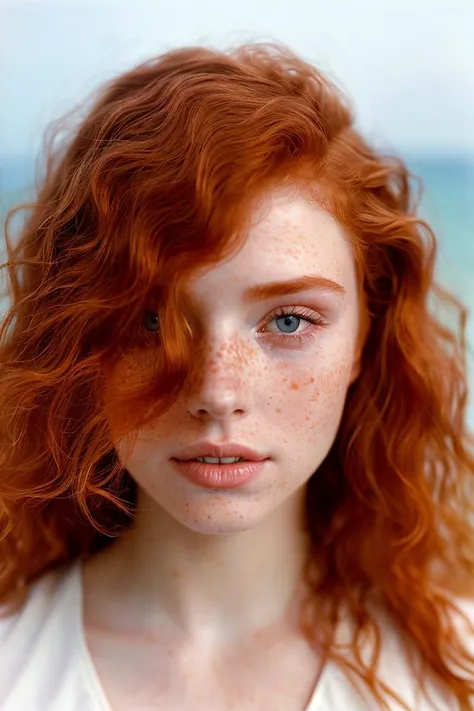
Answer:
[
  {"xmin": 277, "ymin": 315, "xmax": 300, "ymax": 333},
  {"xmin": 143, "ymin": 311, "xmax": 159, "ymax": 332}
]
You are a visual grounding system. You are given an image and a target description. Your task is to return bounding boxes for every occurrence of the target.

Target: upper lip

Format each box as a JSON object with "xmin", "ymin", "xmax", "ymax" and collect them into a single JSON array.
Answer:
[{"xmin": 174, "ymin": 443, "xmax": 268, "ymax": 462}]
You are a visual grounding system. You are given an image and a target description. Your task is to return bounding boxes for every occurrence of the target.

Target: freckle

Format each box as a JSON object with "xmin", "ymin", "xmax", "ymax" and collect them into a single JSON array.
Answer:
[{"xmin": 276, "ymin": 408, "xmax": 282, "ymax": 414}]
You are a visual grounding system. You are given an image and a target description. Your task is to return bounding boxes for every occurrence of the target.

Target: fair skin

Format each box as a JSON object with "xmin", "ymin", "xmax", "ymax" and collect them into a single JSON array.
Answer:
[{"xmin": 83, "ymin": 187, "xmax": 362, "ymax": 711}]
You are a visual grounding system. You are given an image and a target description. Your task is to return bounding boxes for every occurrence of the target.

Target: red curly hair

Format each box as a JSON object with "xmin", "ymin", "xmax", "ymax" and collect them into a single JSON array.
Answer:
[{"xmin": 1, "ymin": 42, "xmax": 474, "ymax": 709}]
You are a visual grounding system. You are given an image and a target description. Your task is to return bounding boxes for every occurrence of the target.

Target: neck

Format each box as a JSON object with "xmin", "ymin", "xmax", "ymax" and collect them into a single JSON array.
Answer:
[{"xmin": 85, "ymin": 487, "xmax": 309, "ymax": 642}]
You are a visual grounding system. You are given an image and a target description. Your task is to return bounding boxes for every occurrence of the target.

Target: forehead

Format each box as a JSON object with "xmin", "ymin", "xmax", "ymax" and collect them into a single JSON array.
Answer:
[{"xmin": 190, "ymin": 187, "xmax": 356, "ymax": 296}]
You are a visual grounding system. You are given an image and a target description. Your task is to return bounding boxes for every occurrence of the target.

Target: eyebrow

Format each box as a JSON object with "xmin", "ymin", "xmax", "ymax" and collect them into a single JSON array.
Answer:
[{"xmin": 243, "ymin": 275, "xmax": 346, "ymax": 302}]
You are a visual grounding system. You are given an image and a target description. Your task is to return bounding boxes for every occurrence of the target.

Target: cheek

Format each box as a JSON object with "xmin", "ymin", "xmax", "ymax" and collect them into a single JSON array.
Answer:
[
  {"xmin": 267, "ymin": 347, "xmax": 353, "ymax": 437},
  {"xmin": 305, "ymin": 361, "xmax": 351, "ymax": 438}
]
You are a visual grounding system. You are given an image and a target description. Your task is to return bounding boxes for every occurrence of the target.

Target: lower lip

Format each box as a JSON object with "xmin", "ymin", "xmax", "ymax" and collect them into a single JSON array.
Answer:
[{"xmin": 171, "ymin": 459, "xmax": 268, "ymax": 489}]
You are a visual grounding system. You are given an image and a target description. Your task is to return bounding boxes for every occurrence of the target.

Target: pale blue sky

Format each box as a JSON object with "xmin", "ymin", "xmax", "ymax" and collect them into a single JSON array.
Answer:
[{"xmin": 1, "ymin": 0, "xmax": 473, "ymax": 158}]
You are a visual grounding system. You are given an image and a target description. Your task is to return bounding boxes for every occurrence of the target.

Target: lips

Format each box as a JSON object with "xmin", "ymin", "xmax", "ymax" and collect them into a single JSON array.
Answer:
[
  {"xmin": 172, "ymin": 457, "xmax": 268, "ymax": 489},
  {"xmin": 173, "ymin": 442, "xmax": 267, "ymax": 463}
]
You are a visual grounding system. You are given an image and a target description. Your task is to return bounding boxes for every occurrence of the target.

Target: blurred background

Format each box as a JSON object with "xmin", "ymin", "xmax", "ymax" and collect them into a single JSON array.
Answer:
[{"xmin": 1, "ymin": 0, "xmax": 473, "ymax": 416}]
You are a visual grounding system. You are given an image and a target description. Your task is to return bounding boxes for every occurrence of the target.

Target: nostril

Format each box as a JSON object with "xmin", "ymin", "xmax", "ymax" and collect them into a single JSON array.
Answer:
[{"xmin": 185, "ymin": 379, "xmax": 253, "ymax": 421}]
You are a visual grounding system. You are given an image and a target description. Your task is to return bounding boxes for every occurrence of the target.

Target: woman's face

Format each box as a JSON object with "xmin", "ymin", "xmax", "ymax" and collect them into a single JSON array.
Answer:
[{"xmin": 106, "ymin": 187, "xmax": 362, "ymax": 534}]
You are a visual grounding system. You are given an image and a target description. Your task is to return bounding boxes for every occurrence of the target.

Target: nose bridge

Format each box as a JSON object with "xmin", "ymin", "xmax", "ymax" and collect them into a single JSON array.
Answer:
[
  {"xmin": 186, "ymin": 331, "xmax": 255, "ymax": 419},
  {"xmin": 195, "ymin": 332, "xmax": 246, "ymax": 391}
]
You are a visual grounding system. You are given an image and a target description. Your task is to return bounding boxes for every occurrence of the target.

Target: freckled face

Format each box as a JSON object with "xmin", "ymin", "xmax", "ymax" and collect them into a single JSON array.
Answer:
[{"xmin": 106, "ymin": 188, "xmax": 361, "ymax": 534}]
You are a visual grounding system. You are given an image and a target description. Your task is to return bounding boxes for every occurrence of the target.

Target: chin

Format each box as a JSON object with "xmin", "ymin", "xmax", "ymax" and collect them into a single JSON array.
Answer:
[
  {"xmin": 164, "ymin": 495, "xmax": 269, "ymax": 536},
  {"xmin": 180, "ymin": 518, "xmax": 257, "ymax": 536}
]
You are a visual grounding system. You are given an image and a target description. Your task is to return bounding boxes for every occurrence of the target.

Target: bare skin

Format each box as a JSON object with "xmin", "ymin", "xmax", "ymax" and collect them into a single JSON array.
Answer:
[
  {"xmin": 82, "ymin": 186, "xmax": 362, "ymax": 710},
  {"xmin": 83, "ymin": 498, "xmax": 324, "ymax": 711}
]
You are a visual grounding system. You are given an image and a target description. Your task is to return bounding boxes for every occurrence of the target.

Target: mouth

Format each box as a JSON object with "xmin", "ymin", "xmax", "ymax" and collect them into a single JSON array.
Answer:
[
  {"xmin": 192, "ymin": 456, "xmax": 249, "ymax": 464},
  {"xmin": 171, "ymin": 456, "xmax": 269, "ymax": 490},
  {"xmin": 173, "ymin": 442, "xmax": 267, "ymax": 464},
  {"xmin": 170, "ymin": 442, "xmax": 270, "ymax": 489}
]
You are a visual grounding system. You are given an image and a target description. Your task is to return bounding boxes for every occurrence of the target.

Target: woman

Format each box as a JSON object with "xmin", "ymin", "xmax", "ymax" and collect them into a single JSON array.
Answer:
[{"xmin": 0, "ymin": 42, "xmax": 473, "ymax": 711}]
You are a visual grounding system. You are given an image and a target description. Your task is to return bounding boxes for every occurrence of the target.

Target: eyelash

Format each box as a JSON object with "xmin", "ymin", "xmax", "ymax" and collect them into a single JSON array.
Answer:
[
  {"xmin": 258, "ymin": 306, "xmax": 326, "ymax": 341},
  {"xmin": 141, "ymin": 306, "xmax": 326, "ymax": 341}
]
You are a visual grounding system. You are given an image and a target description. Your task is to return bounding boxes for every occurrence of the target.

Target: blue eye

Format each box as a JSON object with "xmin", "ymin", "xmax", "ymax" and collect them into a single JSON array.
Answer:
[
  {"xmin": 260, "ymin": 306, "xmax": 325, "ymax": 339},
  {"xmin": 275, "ymin": 314, "xmax": 301, "ymax": 333},
  {"xmin": 142, "ymin": 311, "xmax": 160, "ymax": 333}
]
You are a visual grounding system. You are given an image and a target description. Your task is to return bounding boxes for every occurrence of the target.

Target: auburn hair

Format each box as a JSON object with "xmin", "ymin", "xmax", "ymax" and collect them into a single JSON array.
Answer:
[{"xmin": 1, "ymin": 42, "xmax": 473, "ymax": 709}]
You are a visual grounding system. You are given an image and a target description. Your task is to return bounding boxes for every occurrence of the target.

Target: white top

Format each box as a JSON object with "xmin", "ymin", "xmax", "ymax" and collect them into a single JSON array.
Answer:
[{"xmin": 0, "ymin": 562, "xmax": 472, "ymax": 710}]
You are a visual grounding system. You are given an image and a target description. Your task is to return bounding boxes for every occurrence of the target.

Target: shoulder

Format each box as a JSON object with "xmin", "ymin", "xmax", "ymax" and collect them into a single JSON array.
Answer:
[
  {"xmin": 328, "ymin": 596, "xmax": 474, "ymax": 710},
  {"xmin": 450, "ymin": 595, "xmax": 474, "ymax": 630},
  {"xmin": 0, "ymin": 564, "xmax": 73, "ymax": 640},
  {"xmin": 377, "ymin": 596, "xmax": 474, "ymax": 708},
  {"xmin": 0, "ymin": 564, "xmax": 81, "ymax": 706},
  {"xmin": 449, "ymin": 596, "xmax": 474, "ymax": 672}
]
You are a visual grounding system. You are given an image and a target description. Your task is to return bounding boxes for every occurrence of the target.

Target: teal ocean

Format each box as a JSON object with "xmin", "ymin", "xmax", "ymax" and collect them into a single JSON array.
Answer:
[{"xmin": 1, "ymin": 153, "xmax": 474, "ymax": 417}]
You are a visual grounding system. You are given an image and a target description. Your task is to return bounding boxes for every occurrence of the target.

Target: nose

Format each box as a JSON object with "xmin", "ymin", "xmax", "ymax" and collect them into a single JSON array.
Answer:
[{"xmin": 184, "ymin": 337, "xmax": 255, "ymax": 422}]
